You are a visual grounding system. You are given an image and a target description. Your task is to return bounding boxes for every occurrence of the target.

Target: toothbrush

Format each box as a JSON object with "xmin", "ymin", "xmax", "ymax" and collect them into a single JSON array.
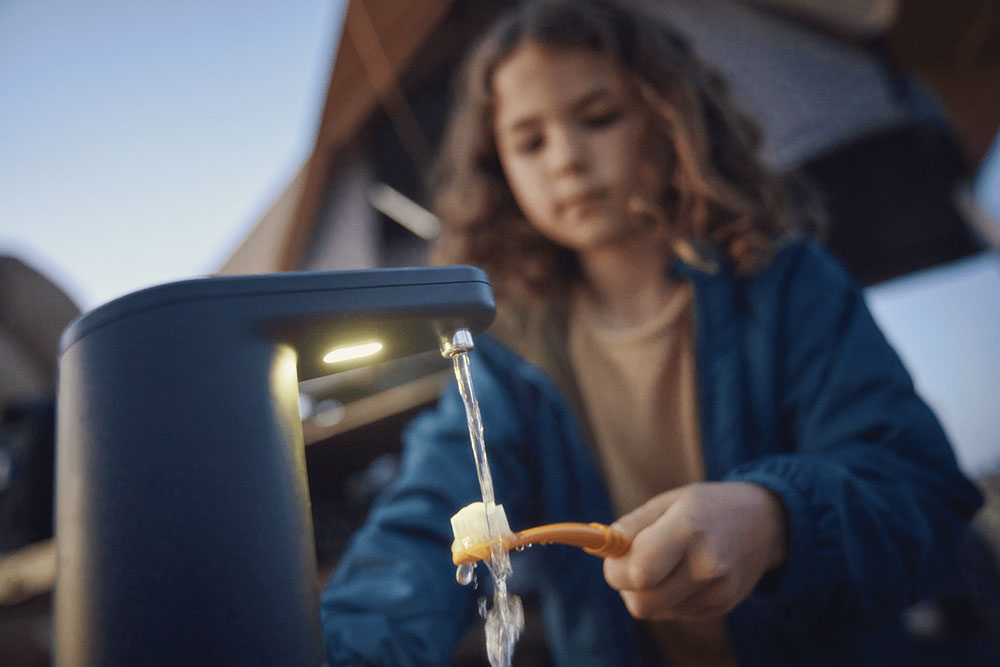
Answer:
[{"xmin": 450, "ymin": 502, "xmax": 632, "ymax": 566}]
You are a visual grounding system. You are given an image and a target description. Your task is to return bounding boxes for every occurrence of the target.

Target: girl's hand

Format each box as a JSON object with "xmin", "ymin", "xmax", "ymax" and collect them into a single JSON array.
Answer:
[{"xmin": 603, "ymin": 482, "xmax": 788, "ymax": 620}]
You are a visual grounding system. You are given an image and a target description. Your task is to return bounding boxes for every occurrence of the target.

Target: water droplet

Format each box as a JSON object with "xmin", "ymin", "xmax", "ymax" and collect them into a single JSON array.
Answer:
[
  {"xmin": 456, "ymin": 562, "xmax": 475, "ymax": 586},
  {"xmin": 478, "ymin": 596, "xmax": 490, "ymax": 619},
  {"xmin": 515, "ymin": 545, "xmax": 525, "ymax": 552}
]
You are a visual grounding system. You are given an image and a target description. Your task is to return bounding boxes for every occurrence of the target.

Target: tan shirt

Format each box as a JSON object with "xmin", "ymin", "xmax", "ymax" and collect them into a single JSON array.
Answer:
[
  {"xmin": 567, "ymin": 281, "xmax": 737, "ymax": 667},
  {"xmin": 567, "ymin": 281, "xmax": 703, "ymax": 514}
]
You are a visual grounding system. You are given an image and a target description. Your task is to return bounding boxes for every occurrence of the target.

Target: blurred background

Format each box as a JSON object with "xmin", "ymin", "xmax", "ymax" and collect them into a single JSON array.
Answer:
[{"xmin": 2, "ymin": 1, "xmax": 1000, "ymax": 665}]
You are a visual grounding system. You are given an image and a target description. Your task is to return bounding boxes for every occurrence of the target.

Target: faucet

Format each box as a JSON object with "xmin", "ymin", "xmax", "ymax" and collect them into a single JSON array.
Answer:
[{"xmin": 54, "ymin": 266, "xmax": 494, "ymax": 666}]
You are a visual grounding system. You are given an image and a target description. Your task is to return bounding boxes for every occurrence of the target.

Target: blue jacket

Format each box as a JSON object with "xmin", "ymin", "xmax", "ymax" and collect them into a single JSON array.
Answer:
[{"xmin": 320, "ymin": 241, "xmax": 982, "ymax": 665}]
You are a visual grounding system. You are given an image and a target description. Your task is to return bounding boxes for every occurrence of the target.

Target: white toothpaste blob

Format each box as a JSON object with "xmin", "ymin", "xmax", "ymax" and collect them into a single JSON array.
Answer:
[{"xmin": 450, "ymin": 501, "xmax": 513, "ymax": 553}]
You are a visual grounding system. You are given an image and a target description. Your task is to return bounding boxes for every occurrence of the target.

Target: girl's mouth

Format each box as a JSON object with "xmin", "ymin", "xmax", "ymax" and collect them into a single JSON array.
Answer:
[{"xmin": 558, "ymin": 188, "xmax": 609, "ymax": 214}]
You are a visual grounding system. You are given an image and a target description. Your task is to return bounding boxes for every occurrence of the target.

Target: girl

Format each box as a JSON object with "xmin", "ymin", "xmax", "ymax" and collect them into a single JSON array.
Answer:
[{"xmin": 321, "ymin": 1, "xmax": 981, "ymax": 664}]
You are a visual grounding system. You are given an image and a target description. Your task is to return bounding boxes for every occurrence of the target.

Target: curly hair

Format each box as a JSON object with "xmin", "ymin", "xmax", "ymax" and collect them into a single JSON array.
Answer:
[{"xmin": 431, "ymin": 0, "xmax": 810, "ymax": 301}]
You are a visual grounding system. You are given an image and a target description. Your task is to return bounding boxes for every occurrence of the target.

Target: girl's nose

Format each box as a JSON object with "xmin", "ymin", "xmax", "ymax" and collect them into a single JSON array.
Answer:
[{"xmin": 548, "ymin": 127, "xmax": 588, "ymax": 176}]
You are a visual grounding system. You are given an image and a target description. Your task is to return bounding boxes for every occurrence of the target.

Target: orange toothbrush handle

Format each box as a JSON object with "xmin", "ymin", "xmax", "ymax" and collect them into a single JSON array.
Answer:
[
  {"xmin": 512, "ymin": 522, "xmax": 631, "ymax": 558},
  {"xmin": 452, "ymin": 522, "xmax": 633, "ymax": 565}
]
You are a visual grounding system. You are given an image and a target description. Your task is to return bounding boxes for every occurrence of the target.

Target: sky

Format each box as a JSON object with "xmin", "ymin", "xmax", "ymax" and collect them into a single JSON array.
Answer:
[{"xmin": 0, "ymin": 0, "xmax": 346, "ymax": 311}]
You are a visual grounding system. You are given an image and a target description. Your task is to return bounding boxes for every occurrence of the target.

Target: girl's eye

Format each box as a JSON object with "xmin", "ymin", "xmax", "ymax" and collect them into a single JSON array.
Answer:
[
  {"xmin": 516, "ymin": 135, "xmax": 544, "ymax": 155},
  {"xmin": 584, "ymin": 108, "xmax": 623, "ymax": 129}
]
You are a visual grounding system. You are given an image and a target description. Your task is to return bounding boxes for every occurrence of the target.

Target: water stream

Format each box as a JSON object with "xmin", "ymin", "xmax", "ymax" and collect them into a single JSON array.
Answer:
[{"xmin": 451, "ymin": 350, "xmax": 524, "ymax": 667}]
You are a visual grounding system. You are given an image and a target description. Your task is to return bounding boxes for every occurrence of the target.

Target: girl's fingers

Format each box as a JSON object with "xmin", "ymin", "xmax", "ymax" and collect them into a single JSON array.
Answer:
[
  {"xmin": 605, "ymin": 482, "xmax": 786, "ymax": 621},
  {"xmin": 615, "ymin": 552, "xmax": 698, "ymax": 619},
  {"xmin": 604, "ymin": 494, "xmax": 691, "ymax": 591},
  {"xmin": 618, "ymin": 565, "xmax": 733, "ymax": 620},
  {"xmin": 667, "ymin": 579, "xmax": 736, "ymax": 620},
  {"xmin": 610, "ymin": 487, "xmax": 683, "ymax": 537}
]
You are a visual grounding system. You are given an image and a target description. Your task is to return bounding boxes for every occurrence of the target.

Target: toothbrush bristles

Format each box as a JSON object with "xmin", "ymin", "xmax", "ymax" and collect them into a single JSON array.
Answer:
[{"xmin": 450, "ymin": 501, "xmax": 512, "ymax": 556}]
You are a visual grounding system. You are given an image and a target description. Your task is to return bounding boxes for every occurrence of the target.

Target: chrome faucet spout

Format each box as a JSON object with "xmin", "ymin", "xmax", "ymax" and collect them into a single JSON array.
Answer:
[{"xmin": 440, "ymin": 328, "xmax": 475, "ymax": 358}]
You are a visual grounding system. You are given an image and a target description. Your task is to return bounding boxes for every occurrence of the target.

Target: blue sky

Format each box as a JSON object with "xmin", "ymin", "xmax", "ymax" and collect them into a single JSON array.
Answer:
[{"xmin": 0, "ymin": 0, "xmax": 345, "ymax": 310}]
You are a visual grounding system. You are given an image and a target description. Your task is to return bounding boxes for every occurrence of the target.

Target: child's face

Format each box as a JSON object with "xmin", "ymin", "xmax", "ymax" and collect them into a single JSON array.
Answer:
[{"xmin": 492, "ymin": 43, "xmax": 662, "ymax": 255}]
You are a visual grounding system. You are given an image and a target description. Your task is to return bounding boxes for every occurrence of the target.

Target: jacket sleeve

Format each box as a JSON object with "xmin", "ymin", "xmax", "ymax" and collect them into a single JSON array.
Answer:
[
  {"xmin": 724, "ymin": 243, "xmax": 983, "ymax": 625},
  {"xmin": 318, "ymin": 348, "xmax": 536, "ymax": 666}
]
